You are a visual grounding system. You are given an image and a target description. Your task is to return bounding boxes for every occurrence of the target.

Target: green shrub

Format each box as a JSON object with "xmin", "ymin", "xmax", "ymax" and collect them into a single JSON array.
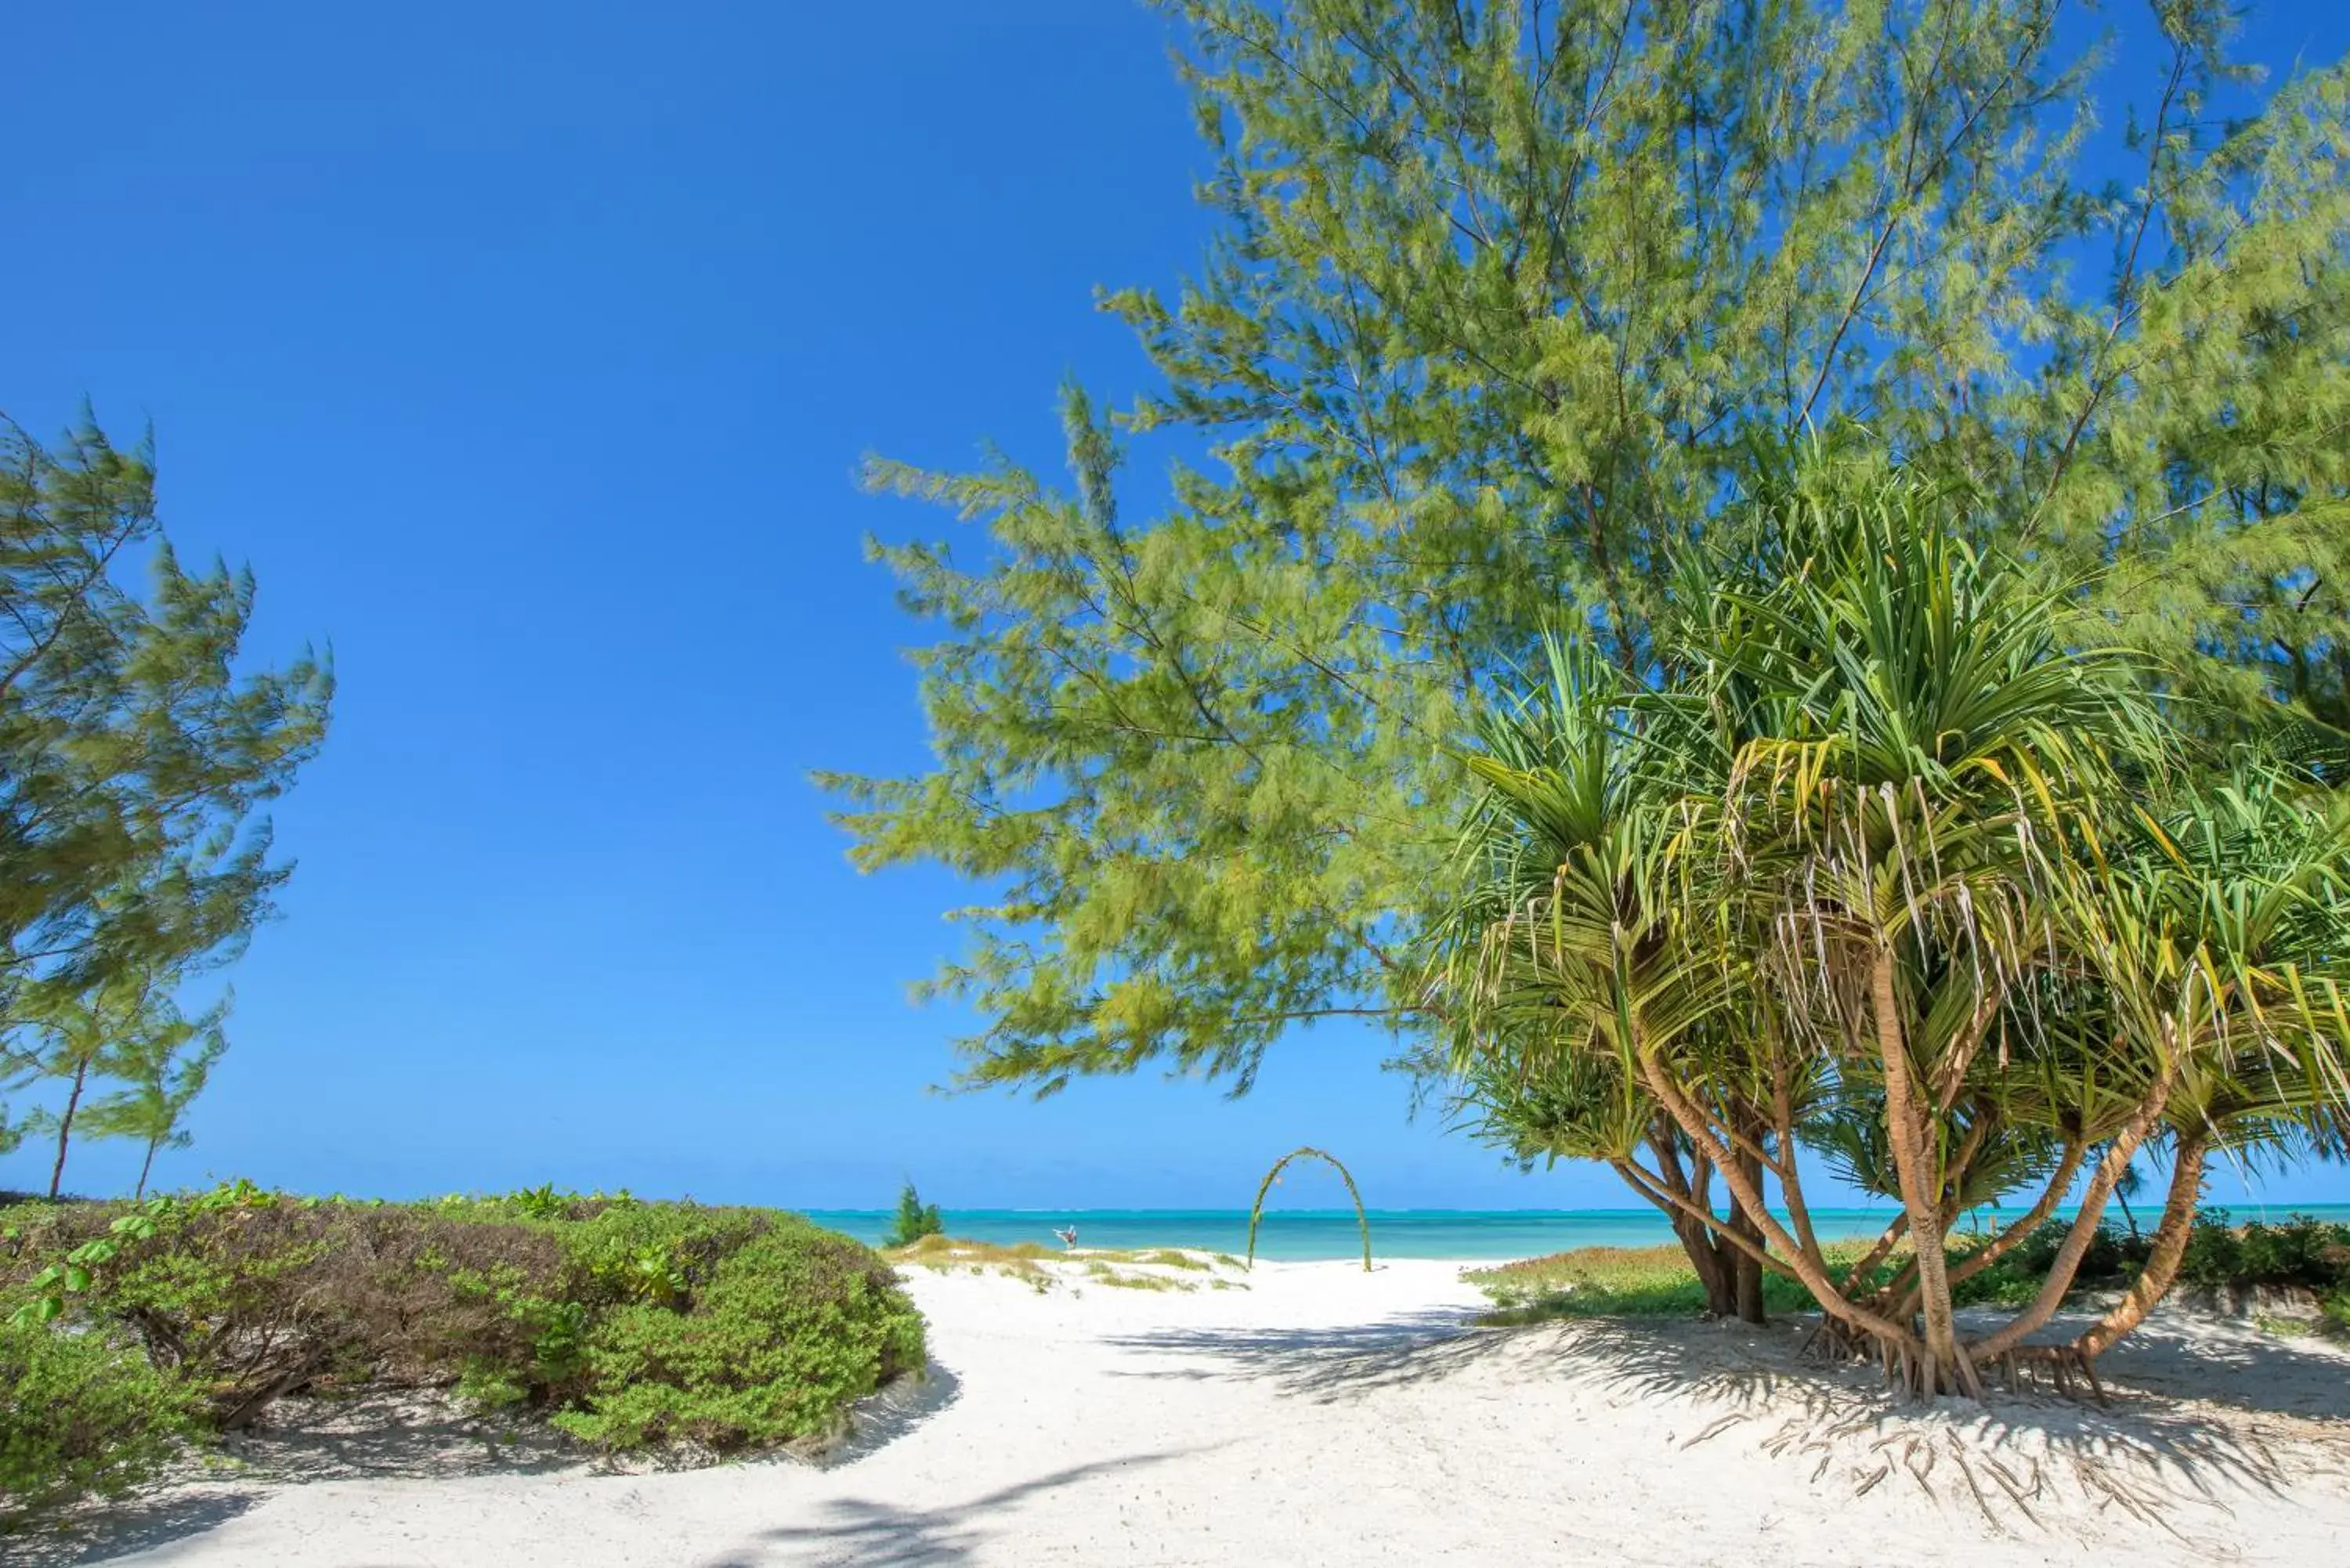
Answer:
[
  {"xmin": 0, "ymin": 1183, "xmax": 927, "ymax": 1518},
  {"xmin": 2001, "ymin": 1219, "xmax": 2139, "ymax": 1283},
  {"xmin": 1466, "ymin": 1242, "xmax": 1867, "ymax": 1321},
  {"xmin": 4, "ymin": 1190, "xmax": 568, "ymax": 1427},
  {"xmin": 1466, "ymin": 1212, "xmax": 2350, "ymax": 1330},
  {"xmin": 552, "ymin": 1223, "xmax": 924, "ymax": 1451},
  {"xmin": 1, "ymin": 1319, "xmax": 195, "ymax": 1527},
  {"xmin": 2178, "ymin": 1212, "xmax": 2350, "ymax": 1292}
]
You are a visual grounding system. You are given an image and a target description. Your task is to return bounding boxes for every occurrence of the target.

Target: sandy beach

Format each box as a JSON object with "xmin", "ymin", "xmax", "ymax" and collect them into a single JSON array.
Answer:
[{"xmin": 37, "ymin": 1253, "xmax": 2350, "ymax": 1567}]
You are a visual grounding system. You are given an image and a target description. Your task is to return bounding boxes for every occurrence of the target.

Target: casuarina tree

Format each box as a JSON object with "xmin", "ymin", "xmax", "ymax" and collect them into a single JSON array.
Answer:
[
  {"xmin": 0, "ymin": 410, "xmax": 330, "ymax": 1158},
  {"xmin": 825, "ymin": 2, "xmax": 2350, "ymax": 1290}
]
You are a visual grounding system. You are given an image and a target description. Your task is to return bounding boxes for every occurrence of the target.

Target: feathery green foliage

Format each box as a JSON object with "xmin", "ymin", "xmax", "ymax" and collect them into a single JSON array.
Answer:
[
  {"xmin": 0, "ymin": 409, "xmax": 328, "ymax": 1154},
  {"xmin": 11, "ymin": 974, "xmax": 227, "ymax": 1200},
  {"xmin": 73, "ymin": 992, "xmax": 226, "ymax": 1200},
  {"xmin": 887, "ymin": 1182, "xmax": 945, "ymax": 1248},
  {"xmin": 829, "ymin": 0, "xmax": 2350, "ymax": 1101}
]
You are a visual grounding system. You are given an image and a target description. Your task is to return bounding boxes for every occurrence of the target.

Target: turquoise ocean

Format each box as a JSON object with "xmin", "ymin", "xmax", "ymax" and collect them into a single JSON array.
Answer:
[{"xmin": 805, "ymin": 1204, "xmax": 2350, "ymax": 1262}]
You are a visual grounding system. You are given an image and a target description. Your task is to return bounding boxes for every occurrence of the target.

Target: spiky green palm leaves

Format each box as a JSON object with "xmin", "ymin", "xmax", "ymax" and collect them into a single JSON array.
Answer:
[
  {"xmin": 1434, "ymin": 464, "xmax": 2350, "ymax": 1394},
  {"xmin": 2028, "ymin": 775, "xmax": 2350, "ymax": 1357},
  {"xmin": 1694, "ymin": 480, "xmax": 2170, "ymax": 1389},
  {"xmin": 1427, "ymin": 638, "xmax": 1788, "ymax": 1319}
]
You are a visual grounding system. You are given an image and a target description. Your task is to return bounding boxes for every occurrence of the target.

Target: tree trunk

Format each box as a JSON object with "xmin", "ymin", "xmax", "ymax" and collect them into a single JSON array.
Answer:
[
  {"xmin": 1965, "ymin": 1065, "xmax": 2175, "ymax": 1364},
  {"xmin": 1674, "ymin": 1212, "xmax": 1738, "ymax": 1317},
  {"xmin": 48, "ymin": 1057, "xmax": 90, "ymax": 1201},
  {"xmin": 1730, "ymin": 1129, "xmax": 1768, "ymax": 1324},
  {"xmin": 136, "ymin": 1136, "xmax": 160, "ymax": 1200},
  {"xmin": 1632, "ymin": 1044, "xmax": 1917, "ymax": 1351},
  {"xmin": 1872, "ymin": 949, "xmax": 1972, "ymax": 1395},
  {"xmin": 1943, "ymin": 1141, "xmax": 2086, "ymax": 1288},
  {"xmin": 1731, "ymin": 1219, "xmax": 1766, "ymax": 1323},
  {"xmin": 1625, "ymin": 1119, "xmax": 1767, "ymax": 1320},
  {"xmin": 2074, "ymin": 1132, "xmax": 2208, "ymax": 1360}
]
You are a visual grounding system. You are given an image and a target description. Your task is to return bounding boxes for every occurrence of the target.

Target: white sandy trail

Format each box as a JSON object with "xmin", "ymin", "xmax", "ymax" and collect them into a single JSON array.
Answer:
[{"xmin": 67, "ymin": 1258, "xmax": 2350, "ymax": 1566}]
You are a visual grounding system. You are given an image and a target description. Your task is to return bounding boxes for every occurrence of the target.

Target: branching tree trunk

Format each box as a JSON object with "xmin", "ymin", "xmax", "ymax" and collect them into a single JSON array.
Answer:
[
  {"xmin": 1675, "ymin": 1210, "xmax": 1739, "ymax": 1317},
  {"xmin": 1873, "ymin": 951, "xmax": 1978, "ymax": 1396},
  {"xmin": 1632, "ymin": 1042, "xmax": 1918, "ymax": 1352},
  {"xmin": 1611, "ymin": 1122, "xmax": 1769, "ymax": 1319},
  {"xmin": 2076, "ymin": 1130, "xmax": 2210, "ymax": 1360},
  {"xmin": 1966, "ymin": 1067, "xmax": 2177, "ymax": 1364}
]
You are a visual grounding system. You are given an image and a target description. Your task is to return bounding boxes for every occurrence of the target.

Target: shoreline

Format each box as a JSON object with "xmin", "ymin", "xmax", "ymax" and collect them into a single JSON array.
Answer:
[{"xmin": 808, "ymin": 1204, "xmax": 2350, "ymax": 1262}]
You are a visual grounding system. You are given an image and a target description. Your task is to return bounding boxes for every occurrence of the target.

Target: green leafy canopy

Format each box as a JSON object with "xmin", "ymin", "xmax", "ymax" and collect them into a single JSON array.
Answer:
[
  {"xmin": 822, "ymin": 0, "xmax": 2350, "ymax": 1097},
  {"xmin": 1, "ymin": 409, "xmax": 331, "ymax": 1161}
]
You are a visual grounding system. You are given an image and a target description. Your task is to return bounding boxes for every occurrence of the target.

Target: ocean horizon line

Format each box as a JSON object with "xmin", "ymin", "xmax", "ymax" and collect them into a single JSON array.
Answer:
[{"xmin": 804, "ymin": 1201, "xmax": 2350, "ymax": 1262}]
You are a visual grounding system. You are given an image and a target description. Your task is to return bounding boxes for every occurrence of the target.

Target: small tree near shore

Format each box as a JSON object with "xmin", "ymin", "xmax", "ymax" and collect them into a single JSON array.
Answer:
[
  {"xmin": 80, "ymin": 995, "xmax": 228, "ymax": 1198},
  {"xmin": 887, "ymin": 1182, "xmax": 944, "ymax": 1248}
]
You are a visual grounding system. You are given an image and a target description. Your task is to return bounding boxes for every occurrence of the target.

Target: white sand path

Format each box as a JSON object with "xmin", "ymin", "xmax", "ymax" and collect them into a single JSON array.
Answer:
[{"xmin": 54, "ymin": 1257, "xmax": 2350, "ymax": 1567}]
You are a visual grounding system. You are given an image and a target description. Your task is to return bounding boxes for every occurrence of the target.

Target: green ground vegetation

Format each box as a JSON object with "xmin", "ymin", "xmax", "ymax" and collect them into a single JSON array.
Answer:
[
  {"xmin": 0, "ymin": 1182, "xmax": 924, "ymax": 1527},
  {"xmin": 1470, "ymin": 1215, "xmax": 2350, "ymax": 1332}
]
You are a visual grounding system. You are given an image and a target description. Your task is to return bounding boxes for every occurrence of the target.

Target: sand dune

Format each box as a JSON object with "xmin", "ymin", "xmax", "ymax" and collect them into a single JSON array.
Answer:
[{"xmin": 52, "ymin": 1256, "xmax": 2350, "ymax": 1566}]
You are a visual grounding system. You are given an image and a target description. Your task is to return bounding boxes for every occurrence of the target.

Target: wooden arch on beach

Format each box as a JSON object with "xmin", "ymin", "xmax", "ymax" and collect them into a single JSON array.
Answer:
[{"xmin": 1245, "ymin": 1147, "xmax": 1371, "ymax": 1273}]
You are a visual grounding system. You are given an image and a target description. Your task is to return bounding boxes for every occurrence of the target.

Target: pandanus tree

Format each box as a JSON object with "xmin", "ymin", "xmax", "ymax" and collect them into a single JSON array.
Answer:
[
  {"xmin": 2017, "ymin": 775, "xmax": 2350, "ymax": 1363},
  {"xmin": 1428, "ymin": 637, "xmax": 1783, "ymax": 1323},
  {"xmin": 1432, "ymin": 462, "xmax": 2350, "ymax": 1396}
]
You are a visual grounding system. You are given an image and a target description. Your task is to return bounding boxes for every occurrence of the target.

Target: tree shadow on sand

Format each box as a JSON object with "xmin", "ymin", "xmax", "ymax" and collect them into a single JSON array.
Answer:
[
  {"xmin": 696, "ymin": 1450, "xmax": 1202, "ymax": 1568},
  {"xmin": 812, "ymin": 1361, "xmax": 963, "ymax": 1469},
  {"xmin": 1105, "ymin": 1300, "xmax": 2350, "ymax": 1537},
  {"xmin": 6, "ymin": 1391, "xmax": 592, "ymax": 1567},
  {"xmin": 13, "ymin": 1370, "xmax": 961, "ymax": 1566},
  {"xmin": 1103, "ymin": 1304, "xmax": 1497, "ymax": 1399},
  {"xmin": 204, "ymin": 1388, "xmax": 590, "ymax": 1484},
  {"xmin": 7, "ymin": 1487, "xmax": 263, "ymax": 1568},
  {"xmin": 1561, "ymin": 1310, "xmax": 2350, "ymax": 1532}
]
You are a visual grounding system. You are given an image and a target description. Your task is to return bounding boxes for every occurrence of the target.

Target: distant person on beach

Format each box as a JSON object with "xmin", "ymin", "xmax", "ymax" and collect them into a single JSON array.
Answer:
[{"xmin": 1054, "ymin": 1225, "xmax": 1079, "ymax": 1250}]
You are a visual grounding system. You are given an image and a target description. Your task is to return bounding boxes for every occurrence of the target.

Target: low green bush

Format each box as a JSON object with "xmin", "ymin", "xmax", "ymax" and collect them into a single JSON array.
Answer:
[
  {"xmin": 1944, "ymin": 1211, "xmax": 2350, "ymax": 1310},
  {"xmin": 2178, "ymin": 1211, "xmax": 2350, "ymax": 1292},
  {"xmin": 551, "ymin": 1227, "xmax": 923, "ymax": 1451},
  {"xmin": 0, "ymin": 1183, "xmax": 926, "ymax": 1523},
  {"xmin": 1, "ymin": 1318, "xmax": 195, "ymax": 1527},
  {"xmin": 1469, "ymin": 1212, "xmax": 2350, "ymax": 1329}
]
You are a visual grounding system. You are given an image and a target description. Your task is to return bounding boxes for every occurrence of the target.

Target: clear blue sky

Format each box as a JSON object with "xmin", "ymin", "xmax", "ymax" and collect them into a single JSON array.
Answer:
[{"xmin": 5, "ymin": 2, "xmax": 2347, "ymax": 1212}]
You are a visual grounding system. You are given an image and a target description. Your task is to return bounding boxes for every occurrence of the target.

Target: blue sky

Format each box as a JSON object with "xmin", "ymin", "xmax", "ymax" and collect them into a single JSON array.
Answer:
[{"xmin": 5, "ymin": 2, "xmax": 2347, "ymax": 1212}]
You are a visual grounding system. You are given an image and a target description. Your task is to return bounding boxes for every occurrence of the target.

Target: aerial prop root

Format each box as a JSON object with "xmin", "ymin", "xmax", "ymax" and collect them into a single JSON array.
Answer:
[{"xmin": 1801, "ymin": 1317, "xmax": 2106, "ymax": 1404}]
